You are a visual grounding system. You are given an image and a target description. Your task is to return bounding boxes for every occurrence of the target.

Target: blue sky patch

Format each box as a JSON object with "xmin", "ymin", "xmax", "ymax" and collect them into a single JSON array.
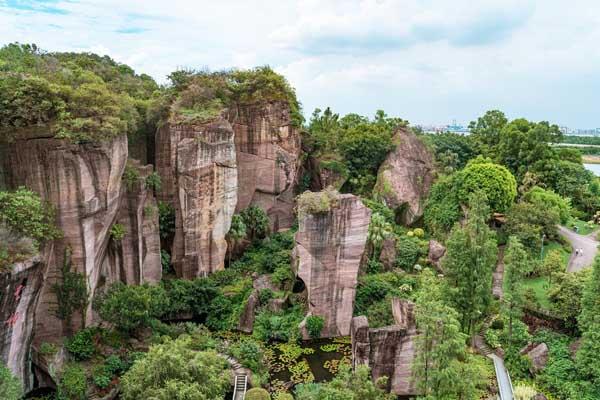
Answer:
[{"xmin": 2, "ymin": 0, "xmax": 69, "ymax": 15}]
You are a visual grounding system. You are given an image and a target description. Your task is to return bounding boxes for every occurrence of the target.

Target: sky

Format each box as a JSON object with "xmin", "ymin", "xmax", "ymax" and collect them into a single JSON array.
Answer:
[{"xmin": 1, "ymin": 0, "xmax": 600, "ymax": 128}]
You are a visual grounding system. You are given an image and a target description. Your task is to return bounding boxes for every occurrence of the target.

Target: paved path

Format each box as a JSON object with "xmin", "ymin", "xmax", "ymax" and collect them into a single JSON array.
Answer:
[
  {"xmin": 490, "ymin": 354, "xmax": 513, "ymax": 400},
  {"xmin": 492, "ymin": 246, "xmax": 505, "ymax": 299},
  {"xmin": 557, "ymin": 226, "xmax": 599, "ymax": 272}
]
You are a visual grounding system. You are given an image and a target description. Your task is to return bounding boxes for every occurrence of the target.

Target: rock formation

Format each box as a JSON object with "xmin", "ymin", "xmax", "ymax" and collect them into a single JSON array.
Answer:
[
  {"xmin": 350, "ymin": 299, "xmax": 418, "ymax": 396},
  {"xmin": 238, "ymin": 290, "xmax": 259, "ymax": 333},
  {"xmin": 521, "ymin": 342, "xmax": 549, "ymax": 374},
  {"xmin": 427, "ymin": 240, "xmax": 446, "ymax": 271},
  {"xmin": 0, "ymin": 255, "xmax": 44, "ymax": 390},
  {"xmin": 227, "ymin": 102, "xmax": 301, "ymax": 231},
  {"xmin": 293, "ymin": 192, "xmax": 371, "ymax": 338},
  {"xmin": 156, "ymin": 119, "xmax": 238, "ymax": 278},
  {"xmin": 374, "ymin": 127, "xmax": 435, "ymax": 225},
  {"xmin": 379, "ymin": 237, "xmax": 398, "ymax": 271},
  {"xmin": 0, "ymin": 131, "xmax": 162, "ymax": 386}
]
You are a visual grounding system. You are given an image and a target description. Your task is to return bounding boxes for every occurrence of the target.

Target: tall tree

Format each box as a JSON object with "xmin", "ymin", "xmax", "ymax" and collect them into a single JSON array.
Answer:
[
  {"xmin": 576, "ymin": 256, "xmax": 600, "ymax": 384},
  {"xmin": 227, "ymin": 214, "xmax": 246, "ymax": 265},
  {"xmin": 413, "ymin": 270, "xmax": 476, "ymax": 398},
  {"xmin": 503, "ymin": 237, "xmax": 531, "ymax": 346},
  {"xmin": 443, "ymin": 191, "xmax": 498, "ymax": 337},
  {"xmin": 468, "ymin": 110, "xmax": 507, "ymax": 156}
]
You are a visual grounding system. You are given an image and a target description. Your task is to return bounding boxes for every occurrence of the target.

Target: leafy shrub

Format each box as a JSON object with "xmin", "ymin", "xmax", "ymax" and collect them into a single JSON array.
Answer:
[
  {"xmin": 0, "ymin": 187, "xmax": 60, "ymax": 247},
  {"xmin": 94, "ymin": 282, "xmax": 169, "ymax": 333},
  {"xmin": 122, "ymin": 163, "xmax": 140, "ymax": 190},
  {"xmin": 158, "ymin": 201, "xmax": 175, "ymax": 240},
  {"xmin": 0, "ymin": 361, "xmax": 22, "ymax": 400},
  {"xmin": 65, "ymin": 328, "xmax": 96, "ymax": 361},
  {"xmin": 258, "ymin": 288, "xmax": 274, "ymax": 305},
  {"xmin": 423, "ymin": 175, "xmax": 463, "ymax": 237},
  {"xmin": 246, "ymin": 388, "xmax": 271, "ymax": 400},
  {"xmin": 92, "ymin": 364, "xmax": 111, "ymax": 389},
  {"xmin": 109, "ymin": 223, "xmax": 126, "ymax": 241},
  {"xmin": 253, "ymin": 307, "xmax": 303, "ymax": 342},
  {"xmin": 104, "ymin": 355, "xmax": 125, "ymax": 375},
  {"xmin": 120, "ymin": 336, "xmax": 230, "ymax": 400},
  {"xmin": 412, "ymin": 228, "xmax": 425, "ymax": 238},
  {"xmin": 296, "ymin": 188, "xmax": 339, "ymax": 218},
  {"xmin": 484, "ymin": 328, "xmax": 501, "ymax": 349},
  {"xmin": 240, "ymin": 206, "xmax": 269, "ymax": 241},
  {"xmin": 354, "ymin": 272, "xmax": 416, "ymax": 316},
  {"xmin": 52, "ymin": 248, "xmax": 88, "ymax": 328},
  {"xmin": 58, "ymin": 364, "xmax": 87, "ymax": 400},
  {"xmin": 513, "ymin": 384, "xmax": 538, "ymax": 400},
  {"xmin": 39, "ymin": 342, "xmax": 58, "ymax": 356},
  {"xmin": 144, "ymin": 171, "xmax": 162, "ymax": 191},
  {"xmin": 160, "ymin": 249, "xmax": 171, "ymax": 273},
  {"xmin": 395, "ymin": 236, "xmax": 421, "ymax": 270},
  {"xmin": 228, "ymin": 338, "xmax": 267, "ymax": 377},
  {"xmin": 305, "ymin": 315, "xmax": 325, "ymax": 339}
]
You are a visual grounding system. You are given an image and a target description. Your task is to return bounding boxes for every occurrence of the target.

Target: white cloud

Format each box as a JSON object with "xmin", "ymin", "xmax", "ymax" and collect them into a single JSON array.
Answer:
[{"xmin": 1, "ymin": 0, "xmax": 600, "ymax": 127}]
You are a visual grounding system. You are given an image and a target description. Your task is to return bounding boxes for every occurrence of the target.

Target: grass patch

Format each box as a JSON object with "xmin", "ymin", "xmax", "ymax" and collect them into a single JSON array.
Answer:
[
  {"xmin": 541, "ymin": 241, "xmax": 571, "ymax": 265},
  {"xmin": 566, "ymin": 218, "xmax": 598, "ymax": 236},
  {"xmin": 522, "ymin": 276, "xmax": 552, "ymax": 311}
]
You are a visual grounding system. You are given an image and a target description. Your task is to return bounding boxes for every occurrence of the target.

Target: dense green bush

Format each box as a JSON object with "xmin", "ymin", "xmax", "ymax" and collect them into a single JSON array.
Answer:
[
  {"xmin": 240, "ymin": 205, "xmax": 269, "ymax": 241},
  {"xmin": 109, "ymin": 223, "xmax": 126, "ymax": 241},
  {"xmin": 0, "ymin": 362, "xmax": 22, "ymax": 400},
  {"xmin": 94, "ymin": 282, "xmax": 169, "ymax": 333},
  {"xmin": 454, "ymin": 156, "xmax": 517, "ymax": 213},
  {"xmin": 253, "ymin": 306, "xmax": 303, "ymax": 342},
  {"xmin": 423, "ymin": 175, "xmax": 463, "ymax": 237},
  {"xmin": 58, "ymin": 364, "xmax": 87, "ymax": 400},
  {"xmin": 246, "ymin": 388, "xmax": 271, "ymax": 400},
  {"xmin": 522, "ymin": 186, "xmax": 571, "ymax": 224},
  {"xmin": 305, "ymin": 315, "xmax": 325, "ymax": 339},
  {"xmin": 395, "ymin": 235, "xmax": 422, "ymax": 270},
  {"xmin": 52, "ymin": 248, "xmax": 88, "ymax": 328},
  {"xmin": 158, "ymin": 201, "xmax": 176, "ymax": 240},
  {"xmin": 91, "ymin": 364, "xmax": 111, "ymax": 389},
  {"xmin": 354, "ymin": 272, "xmax": 417, "ymax": 316},
  {"xmin": 144, "ymin": 171, "xmax": 162, "ymax": 191},
  {"xmin": 65, "ymin": 328, "xmax": 96, "ymax": 361},
  {"xmin": 0, "ymin": 187, "xmax": 60, "ymax": 246},
  {"xmin": 120, "ymin": 335, "xmax": 231, "ymax": 400},
  {"xmin": 0, "ymin": 43, "xmax": 158, "ymax": 142}
]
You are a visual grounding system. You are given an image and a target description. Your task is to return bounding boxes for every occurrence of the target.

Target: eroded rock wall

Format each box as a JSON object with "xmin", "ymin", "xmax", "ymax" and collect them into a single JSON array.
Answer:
[
  {"xmin": 0, "ymin": 131, "xmax": 162, "ymax": 345},
  {"xmin": 294, "ymin": 193, "xmax": 370, "ymax": 338},
  {"xmin": 156, "ymin": 120, "xmax": 237, "ymax": 278},
  {"xmin": 0, "ymin": 256, "xmax": 44, "ymax": 391},
  {"xmin": 374, "ymin": 127, "xmax": 435, "ymax": 225},
  {"xmin": 228, "ymin": 101, "xmax": 301, "ymax": 231}
]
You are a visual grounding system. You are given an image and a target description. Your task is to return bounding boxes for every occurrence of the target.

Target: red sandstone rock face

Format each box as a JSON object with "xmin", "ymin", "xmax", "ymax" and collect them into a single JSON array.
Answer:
[
  {"xmin": 157, "ymin": 120, "xmax": 238, "ymax": 278},
  {"xmin": 228, "ymin": 101, "xmax": 301, "ymax": 231},
  {"xmin": 0, "ymin": 132, "xmax": 162, "ymax": 346},
  {"xmin": 375, "ymin": 127, "xmax": 435, "ymax": 225},
  {"xmin": 0, "ymin": 256, "xmax": 44, "ymax": 391},
  {"xmin": 294, "ymin": 193, "xmax": 371, "ymax": 338}
]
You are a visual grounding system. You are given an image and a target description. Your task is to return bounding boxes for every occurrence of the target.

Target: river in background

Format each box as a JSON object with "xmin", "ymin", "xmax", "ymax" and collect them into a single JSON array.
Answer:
[{"xmin": 584, "ymin": 163, "xmax": 600, "ymax": 176}]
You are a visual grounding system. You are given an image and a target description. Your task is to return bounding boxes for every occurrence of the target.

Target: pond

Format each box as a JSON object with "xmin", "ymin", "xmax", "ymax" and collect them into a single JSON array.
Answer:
[
  {"xmin": 583, "ymin": 163, "xmax": 600, "ymax": 176},
  {"xmin": 267, "ymin": 337, "xmax": 352, "ymax": 390}
]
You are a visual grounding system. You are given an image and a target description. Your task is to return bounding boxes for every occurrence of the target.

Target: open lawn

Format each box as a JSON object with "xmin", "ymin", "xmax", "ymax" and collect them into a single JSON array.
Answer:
[
  {"xmin": 541, "ymin": 241, "xmax": 571, "ymax": 265},
  {"xmin": 522, "ymin": 276, "xmax": 552, "ymax": 311}
]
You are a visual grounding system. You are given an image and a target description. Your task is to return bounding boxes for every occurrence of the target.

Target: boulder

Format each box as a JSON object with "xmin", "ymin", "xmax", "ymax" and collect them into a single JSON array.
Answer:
[
  {"xmin": 294, "ymin": 192, "xmax": 371, "ymax": 338},
  {"xmin": 238, "ymin": 289, "xmax": 259, "ymax": 333},
  {"xmin": 374, "ymin": 127, "xmax": 435, "ymax": 225},
  {"xmin": 427, "ymin": 240, "xmax": 446, "ymax": 270},
  {"xmin": 228, "ymin": 101, "xmax": 301, "ymax": 231},
  {"xmin": 379, "ymin": 237, "xmax": 398, "ymax": 271},
  {"xmin": 521, "ymin": 343, "xmax": 549, "ymax": 374}
]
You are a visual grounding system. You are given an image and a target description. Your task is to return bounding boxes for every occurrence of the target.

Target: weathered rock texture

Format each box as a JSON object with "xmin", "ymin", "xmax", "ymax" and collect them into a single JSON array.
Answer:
[
  {"xmin": 293, "ymin": 193, "xmax": 371, "ymax": 338},
  {"xmin": 350, "ymin": 299, "xmax": 418, "ymax": 396},
  {"xmin": 375, "ymin": 127, "xmax": 435, "ymax": 225},
  {"xmin": 427, "ymin": 239, "xmax": 446, "ymax": 271},
  {"xmin": 379, "ymin": 237, "xmax": 398, "ymax": 271},
  {"xmin": 228, "ymin": 102, "xmax": 301, "ymax": 231},
  {"xmin": 156, "ymin": 119, "xmax": 238, "ymax": 278},
  {"xmin": 0, "ymin": 131, "xmax": 162, "ymax": 371},
  {"xmin": 0, "ymin": 255, "xmax": 44, "ymax": 391},
  {"xmin": 238, "ymin": 290, "xmax": 259, "ymax": 333},
  {"xmin": 521, "ymin": 342, "xmax": 549, "ymax": 374}
]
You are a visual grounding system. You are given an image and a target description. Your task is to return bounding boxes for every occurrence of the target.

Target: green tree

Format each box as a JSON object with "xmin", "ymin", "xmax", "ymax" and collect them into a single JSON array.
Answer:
[
  {"xmin": 577, "ymin": 257, "xmax": 600, "ymax": 385},
  {"xmin": 0, "ymin": 362, "xmax": 22, "ymax": 400},
  {"xmin": 542, "ymin": 250, "xmax": 565, "ymax": 285},
  {"xmin": 240, "ymin": 206, "xmax": 269, "ymax": 241},
  {"xmin": 295, "ymin": 365, "xmax": 393, "ymax": 400},
  {"xmin": 521, "ymin": 186, "xmax": 571, "ymax": 224},
  {"xmin": 468, "ymin": 110, "xmax": 508, "ymax": 156},
  {"xmin": 51, "ymin": 247, "xmax": 88, "ymax": 332},
  {"xmin": 504, "ymin": 200, "xmax": 560, "ymax": 253},
  {"xmin": 503, "ymin": 237, "xmax": 531, "ymax": 346},
  {"xmin": 455, "ymin": 157, "xmax": 517, "ymax": 213},
  {"xmin": 413, "ymin": 270, "xmax": 478, "ymax": 398},
  {"xmin": 443, "ymin": 192, "xmax": 497, "ymax": 337},
  {"xmin": 367, "ymin": 212, "xmax": 392, "ymax": 259},
  {"xmin": 548, "ymin": 269, "xmax": 591, "ymax": 325},
  {"xmin": 120, "ymin": 335, "xmax": 231, "ymax": 400},
  {"xmin": 227, "ymin": 214, "xmax": 247, "ymax": 265},
  {"xmin": 94, "ymin": 282, "xmax": 169, "ymax": 333},
  {"xmin": 305, "ymin": 315, "xmax": 325, "ymax": 339},
  {"xmin": 57, "ymin": 364, "xmax": 87, "ymax": 400}
]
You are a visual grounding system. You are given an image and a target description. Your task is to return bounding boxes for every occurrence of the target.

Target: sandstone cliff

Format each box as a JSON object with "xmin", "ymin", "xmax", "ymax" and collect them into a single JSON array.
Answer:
[
  {"xmin": 0, "ymin": 131, "xmax": 162, "ymax": 379},
  {"xmin": 350, "ymin": 299, "xmax": 418, "ymax": 396},
  {"xmin": 293, "ymin": 192, "xmax": 370, "ymax": 338},
  {"xmin": 156, "ymin": 119, "xmax": 238, "ymax": 278},
  {"xmin": 374, "ymin": 127, "xmax": 435, "ymax": 225},
  {"xmin": 228, "ymin": 101, "xmax": 301, "ymax": 231}
]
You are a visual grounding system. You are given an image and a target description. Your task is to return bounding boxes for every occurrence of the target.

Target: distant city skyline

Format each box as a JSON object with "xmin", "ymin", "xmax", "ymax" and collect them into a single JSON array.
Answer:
[{"xmin": 2, "ymin": 1, "xmax": 600, "ymax": 127}]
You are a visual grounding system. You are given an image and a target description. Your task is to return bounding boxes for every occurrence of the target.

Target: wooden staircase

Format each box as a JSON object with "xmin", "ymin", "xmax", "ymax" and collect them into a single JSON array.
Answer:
[{"xmin": 233, "ymin": 374, "xmax": 247, "ymax": 400}]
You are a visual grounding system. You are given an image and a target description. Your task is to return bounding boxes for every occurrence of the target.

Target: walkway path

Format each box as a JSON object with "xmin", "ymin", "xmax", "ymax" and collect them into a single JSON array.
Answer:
[
  {"xmin": 492, "ymin": 246, "xmax": 505, "ymax": 299},
  {"xmin": 490, "ymin": 354, "xmax": 513, "ymax": 400},
  {"xmin": 557, "ymin": 226, "xmax": 599, "ymax": 272}
]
